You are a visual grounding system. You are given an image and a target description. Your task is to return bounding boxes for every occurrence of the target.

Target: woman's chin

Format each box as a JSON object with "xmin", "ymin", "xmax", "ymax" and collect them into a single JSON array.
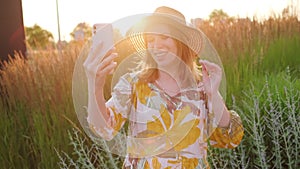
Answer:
[{"xmin": 157, "ymin": 62, "xmax": 174, "ymax": 69}]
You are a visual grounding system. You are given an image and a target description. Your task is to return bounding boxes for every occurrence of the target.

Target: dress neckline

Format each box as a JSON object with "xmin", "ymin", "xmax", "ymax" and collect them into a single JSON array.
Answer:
[{"xmin": 151, "ymin": 81, "xmax": 182, "ymax": 98}]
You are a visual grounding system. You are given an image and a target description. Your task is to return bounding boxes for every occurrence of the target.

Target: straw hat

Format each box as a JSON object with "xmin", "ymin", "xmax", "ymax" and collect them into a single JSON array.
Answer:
[{"xmin": 128, "ymin": 6, "xmax": 203, "ymax": 56}]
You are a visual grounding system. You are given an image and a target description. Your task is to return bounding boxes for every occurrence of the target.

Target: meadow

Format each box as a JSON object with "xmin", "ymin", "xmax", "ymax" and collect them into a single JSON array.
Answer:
[{"xmin": 1, "ymin": 13, "xmax": 300, "ymax": 168}]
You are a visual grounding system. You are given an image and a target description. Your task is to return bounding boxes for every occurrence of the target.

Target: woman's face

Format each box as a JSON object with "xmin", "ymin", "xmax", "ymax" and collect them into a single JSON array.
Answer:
[{"xmin": 145, "ymin": 24, "xmax": 179, "ymax": 68}]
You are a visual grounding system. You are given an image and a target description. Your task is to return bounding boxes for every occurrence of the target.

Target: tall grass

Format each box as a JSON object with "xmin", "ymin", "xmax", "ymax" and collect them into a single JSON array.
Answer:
[
  {"xmin": 208, "ymin": 69, "xmax": 300, "ymax": 168},
  {"xmin": 56, "ymin": 129, "xmax": 124, "ymax": 169},
  {"xmin": 197, "ymin": 15, "xmax": 300, "ymax": 103},
  {"xmin": 0, "ymin": 12, "xmax": 299, "ymax": 169},
  {"xmin": 0, "ymin": 44, "xmax": 83, "ymax": 168}
]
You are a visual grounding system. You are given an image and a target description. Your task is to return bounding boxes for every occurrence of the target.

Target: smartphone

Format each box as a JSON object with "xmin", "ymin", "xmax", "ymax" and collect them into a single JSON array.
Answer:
[{"xmin": 92, "ymin": 23, "xmax": 114, "ymax": 58}]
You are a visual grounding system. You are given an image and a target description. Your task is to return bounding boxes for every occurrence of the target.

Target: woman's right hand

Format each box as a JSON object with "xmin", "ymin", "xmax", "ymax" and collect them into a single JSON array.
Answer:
[
  {"xmin": 83, "ymin": 40, "xmax": 117, "ymax": 126},
  {"xmin": 83, "ymin": 40, "xmax": 118, "ymax": 88}
]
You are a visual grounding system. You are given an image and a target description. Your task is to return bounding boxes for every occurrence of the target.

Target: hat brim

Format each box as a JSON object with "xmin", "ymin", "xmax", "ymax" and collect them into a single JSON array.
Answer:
[{"xmin": 127, "ymin": 13, "xmax": 203, "ymax": 56}]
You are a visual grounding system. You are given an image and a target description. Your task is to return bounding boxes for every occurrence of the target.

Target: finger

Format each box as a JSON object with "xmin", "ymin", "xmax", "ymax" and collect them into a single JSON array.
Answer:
[
  {"xmin": 96, "ymin": 52, "xmax": 118, "ymax": 69},
  {"xmin": 97, "ymin": 61, "xmax": 117, "ymax": 77},
  {"xmin": 201, "ymin": 64, "xmax": 210, "ymax": 84},
  {"xmin": 199, "ymin": 60, "xmax": 217, "ymax": 68},
  {"xmin": 92, "ymin": 52, "xmax": 117, "ymax": 78},
  {"xmin": 96, "ymin": 47, "xmax": 117, "ymax": 64},
  {"xmin": 199, "ymin": 60, "xmax": 222, "ymax": 79},
  {"xmin": 200, "ymin": 60, "xmax": 221, "ymax": 72},
  {"xmin": 92, "ymin": 61, "xmax": 117, "ymax": 88},
  {"xmin": 85, "ymin": 42, "xmax": 115, "ymax": 68},
  {"xmin": 201, "ymin": 64, "xmax": 207, "ymax": 77},
  {"xmin": 201, "ymin": 64, "xmax": 214, "ymax": 96},
  {"xmin": 85, "ymin": 52, "xmax": 118, "ymax": 80}
]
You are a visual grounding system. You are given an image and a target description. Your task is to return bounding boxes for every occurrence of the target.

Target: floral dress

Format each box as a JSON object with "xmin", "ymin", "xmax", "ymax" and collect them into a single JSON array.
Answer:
[{"xmin": 88, "ymin": 72, "xmax": 244, "ymax": 169}]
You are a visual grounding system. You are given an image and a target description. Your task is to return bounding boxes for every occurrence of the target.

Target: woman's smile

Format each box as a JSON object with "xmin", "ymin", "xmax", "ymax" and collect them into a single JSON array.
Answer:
[{"xmin": 152, "ymin": 50, "xmax": 168, "ymax": 59}]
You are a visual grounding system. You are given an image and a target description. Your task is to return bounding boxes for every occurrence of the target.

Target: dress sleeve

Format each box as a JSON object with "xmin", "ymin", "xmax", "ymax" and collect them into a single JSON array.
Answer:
[
  {"xmin": 208, "ymin": 110, "xmax": 244, "ymax": 149},
  {"xmin": 88, "ymin": 73, "xmax": 134, "ymax": 141}
]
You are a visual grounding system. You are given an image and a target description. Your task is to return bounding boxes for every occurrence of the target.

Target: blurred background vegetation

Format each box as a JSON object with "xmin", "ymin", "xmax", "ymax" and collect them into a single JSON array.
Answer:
[{"xmin": 1, "ymin": 6, "xmax": 299, "ymax": 169}]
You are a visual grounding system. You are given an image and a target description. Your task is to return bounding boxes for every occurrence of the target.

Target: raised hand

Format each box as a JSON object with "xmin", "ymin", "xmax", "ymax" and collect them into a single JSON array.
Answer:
[
  {"xmin": 83, "ymin": 40, "xmax": 118, "ymax": 88},
  {"xmin": 199, "ymin": 60, "xmax": 222, "ymax": 97}
]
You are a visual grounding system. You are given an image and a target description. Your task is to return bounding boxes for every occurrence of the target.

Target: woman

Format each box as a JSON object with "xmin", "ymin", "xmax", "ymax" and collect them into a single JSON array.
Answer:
[{"xmin": 84, "ymin": 6, "xmax": 244, "ymax": 169}]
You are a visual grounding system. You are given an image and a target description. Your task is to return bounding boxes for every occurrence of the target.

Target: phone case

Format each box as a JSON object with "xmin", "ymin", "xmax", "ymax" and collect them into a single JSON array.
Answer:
[{"xmin": 92, "ymin": 23, "xmax": 114, "ymax": 58}]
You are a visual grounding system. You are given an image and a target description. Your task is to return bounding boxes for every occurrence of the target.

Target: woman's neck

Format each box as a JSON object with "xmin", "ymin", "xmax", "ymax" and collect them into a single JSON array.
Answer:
[
  {"xmin": 157, "ymin": 69, "xmax": 179, "ymax": 82},
  {"xmin": 156, "ymin": 70, "xmax": 180, "ymax": 96},
  {"xmin": 157, "ymin": 63, "xmax": 181, "ymax": 80}
]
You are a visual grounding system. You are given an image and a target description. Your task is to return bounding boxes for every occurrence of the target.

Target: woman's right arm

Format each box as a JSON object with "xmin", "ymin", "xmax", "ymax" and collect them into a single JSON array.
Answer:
[{"xmin": 83, "ymin": 41, "xmax": 119, "ymax": 140}]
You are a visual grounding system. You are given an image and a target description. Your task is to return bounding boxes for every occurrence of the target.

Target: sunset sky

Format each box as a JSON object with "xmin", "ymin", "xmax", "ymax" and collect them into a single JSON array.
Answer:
[{"xmin": 21, "ymin": 0, "xmax": 298, "ymax": 42}]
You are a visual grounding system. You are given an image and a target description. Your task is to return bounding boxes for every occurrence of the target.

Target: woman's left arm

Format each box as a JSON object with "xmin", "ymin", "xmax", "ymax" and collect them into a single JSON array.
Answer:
[
  {"xmin": 208, "ymin": 91, "xmax": 244, "ymax": 148},
  {"xmin": 200, "ymin": 60, "xmax": 244, "ymax": 148}
]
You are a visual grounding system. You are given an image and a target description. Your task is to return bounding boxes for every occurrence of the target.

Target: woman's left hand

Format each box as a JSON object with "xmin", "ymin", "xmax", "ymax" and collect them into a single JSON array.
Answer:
[{"xmin": 199, "ymin": 60, "xmax": 222, "ymax": 97}]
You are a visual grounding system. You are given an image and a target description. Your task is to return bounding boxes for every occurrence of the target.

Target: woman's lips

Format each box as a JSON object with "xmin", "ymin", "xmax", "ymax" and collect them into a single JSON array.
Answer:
[{"xmin": 153, "ymin": 51, "xmax": 168, "ymax": 58}]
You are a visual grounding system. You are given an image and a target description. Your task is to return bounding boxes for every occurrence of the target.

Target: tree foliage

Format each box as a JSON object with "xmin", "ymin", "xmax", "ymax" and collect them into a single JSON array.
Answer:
[
  {"xmin": 25, "ymin": 24, "xmax": 54, "ymax": 49},
  {"xmin": 209, "ymin": 9, "xmax": 232, "ymax": 23},
  {"xmin": 70, "ymin": 22, "xmax": 92, "ymax": 42}
]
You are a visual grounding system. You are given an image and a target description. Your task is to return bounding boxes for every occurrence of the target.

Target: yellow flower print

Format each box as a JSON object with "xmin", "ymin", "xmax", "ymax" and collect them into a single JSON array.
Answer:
[
  {"xmin": 167, "ymin": 156, "xmax": 199, "ymax": 169},
  {"xmin": 144, "ymin": 160, "xmax": 150, "ymax": 169},
  {"xmin": 147, "ymin": 105, "xmax": 171, "ymax": 136},
  {"xmin": 144, "ymin": 157, "xmax": 165, "ymax": 169},
  {"xmin": 181, "ymin": 156, "xmax": 199, "ymax": 168},
  {"xmin": 209, "ymin": 111, "xmax": 244, "ymax": 148},
  {"xmin": 152, "ymin": 157, "xmax": 162, "ymax": 168},
  {"xmin": 109, "ymin": 106, "xmax": 127, "ymax": 136},
  {"xmin": 135, "ymin": 80, "xmax": 156, "ymax": 105},
  {"xmin": 146, "ymin": 105, "xmax": 201, "ymax": 152},
  {"xmin": 168, "ymin": 106, "xmax": 200, "ymax": 151},
  {"xmin": 210, "ymin": 125, "xmax": 244, "ymax": 148}
]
